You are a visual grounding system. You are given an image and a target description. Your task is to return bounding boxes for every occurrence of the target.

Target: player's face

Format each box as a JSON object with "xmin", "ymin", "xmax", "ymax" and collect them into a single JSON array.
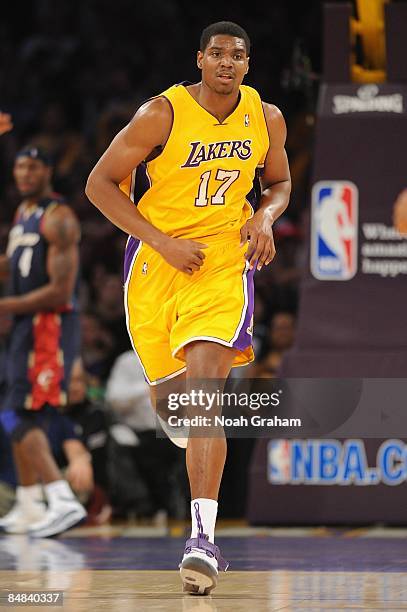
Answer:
[
  {"xmin": 13, "ymin": 157, "xmax": 51, "ymax": 198},
  {"xmin": 198, "ymin": 35, "xmax": 249, "ymax": 95}
]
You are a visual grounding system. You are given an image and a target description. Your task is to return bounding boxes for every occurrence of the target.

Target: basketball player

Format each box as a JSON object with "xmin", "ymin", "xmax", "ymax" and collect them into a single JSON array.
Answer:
[
  {"xmin": 86, "ymin": 21, "xmax": 291, "ymax": 594},
  {"xmin": 0, "ymin": 146, "xmax": 87, "ymax": 537}
]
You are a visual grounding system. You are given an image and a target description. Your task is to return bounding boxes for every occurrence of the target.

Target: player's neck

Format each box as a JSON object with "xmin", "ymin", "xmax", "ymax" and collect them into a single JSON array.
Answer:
[
  {"xmin": 21, "ymin": 186, "xmax": 52, "ymax": 208},
  {"xmin": 194, "ymin": 82, "xmax": 240, "ymax": 123}
]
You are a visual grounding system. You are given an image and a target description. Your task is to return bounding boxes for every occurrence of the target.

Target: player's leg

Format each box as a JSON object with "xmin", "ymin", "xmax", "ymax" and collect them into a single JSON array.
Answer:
[
  {"xmin": 16, "ymin": 429, "xmax": 61, "ymax": 482},
  {"xmin": 3, "ymin": 407, "xmax": 86, "ymax": 537},
  {"xmin": 0, "ymin": 435, "xmax": 45, "ymax": 533},
  {"xmin": 150, "ymin": 373, "xmax": 191, "ymax": 449},
  {"xmin": 180, "ymin": 340, "xmax": 235, "ymax": 595},
  {"xmin": 25, "ymin": 312, "xmax": 87, "ymax": 537},
  {"xmin": 13, "ymin": 442, "xmax": 38, "ymax": 485},
  {"xmin": 12, "ymin": 413, "xmax": 86, "ymax": 538}
]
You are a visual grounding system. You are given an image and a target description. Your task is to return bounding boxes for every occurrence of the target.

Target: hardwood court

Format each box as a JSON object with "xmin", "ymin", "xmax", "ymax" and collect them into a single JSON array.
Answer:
[{"xmin": 1, "ymin": 528, "xmax": 407, "ymax": 611}]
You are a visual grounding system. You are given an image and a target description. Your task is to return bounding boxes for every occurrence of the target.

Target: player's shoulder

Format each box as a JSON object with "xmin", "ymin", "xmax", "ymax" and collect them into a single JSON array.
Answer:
[
  {"xmin": 43, "ymin": 194, "xmax": 74, "ymax": 218},
  {"xmin": 261, "ymin": 102, "xmax": 286, "ymax": 136},
  {"xmin": 261, "ymin": 102, "xmax": 284, "ymax": 121},
  {"xmin": 42, "ymin": 196, "xmax": 80, "ymax": 244},
  {"xmin": 128, "ymin": 92, "xmax": 175, "ymax": 147},
  {"xmin": 133, "ymin": 95, "xmax": 173, "ymax": 124}
]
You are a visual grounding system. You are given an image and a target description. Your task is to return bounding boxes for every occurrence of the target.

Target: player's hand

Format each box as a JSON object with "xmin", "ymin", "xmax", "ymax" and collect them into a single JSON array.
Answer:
[
  {"xmin": 393, "ymin": 189, "xmax": 407, "ymax": 235},
  {"xmin": 159, "ymin": 237, "xmax": 208, "ymax": 275},
  {"xmin": 66, "ymin": 456, "xmax": 94, "ymax": 493},
  {"xmin": 240, "ymin": 209, "xmax": 276, "ymax": 270},
  {"xmin": 0, "ymin": 112, "xmax": 13, "ymax": 136}
]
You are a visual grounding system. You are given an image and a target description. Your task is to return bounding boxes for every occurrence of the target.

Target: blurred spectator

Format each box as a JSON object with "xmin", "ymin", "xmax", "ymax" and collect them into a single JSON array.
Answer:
[
  {"xmin": 269, "ymin": 311, "xmax": 296, "ymax": 354},
  {"xmin": 80, "ymin": 311, "xmax": 115, "ymax": 384},
  {"xmin": 255, "ymin": 350, "xmax": 283, "ymax": 378},
  {"xmin": 95, "ymin": 104, "xmax": 133, "ymax": 157},
  {"xmin": 93, "ymin": 274, "xmax": 130, "ymax": 358},
  {"xmin": 105, "ymin": 351, "xmax": 155, "ymax": 432},
  {"xmin": 252, "ymin": 291, "xmax": 268, "ymax": 355},
  {"xmin": 66, "ymin": 359, "xmax": 112, "ymax": 495},
  {"xmin": 106, "ymin": 351, "xmax": 186, "ymax": 521},
  {"xmin": 252, "ymin": 311, "xmax": 296, "ymax": 378},
  {"xmin": 64, "ymin": 358, "xmax": 114, "ymax": 524},
  {"xmin": 255, "ymin": 216, "xmax": 302, "ymax": 315}
]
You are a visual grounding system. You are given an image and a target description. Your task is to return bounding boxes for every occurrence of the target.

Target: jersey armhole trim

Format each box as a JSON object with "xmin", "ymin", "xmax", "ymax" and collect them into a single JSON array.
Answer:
[
  {"xmin": 260, "ymin": 100, "xmax": 271, "ymax": 164},
  {"xmin": 39, "ymin": 202, "xmax": 60, "ymax": 236},
  {"xmin": 144, "ymin": 95, "xmax": 174, "ymax": 165}
]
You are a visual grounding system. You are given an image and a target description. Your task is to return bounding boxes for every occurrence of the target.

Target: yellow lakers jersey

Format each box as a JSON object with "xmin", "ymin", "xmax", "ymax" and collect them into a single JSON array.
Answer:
[{"xmin": 120, "ymin": 83, "xmax": 269, "ymax": 241}]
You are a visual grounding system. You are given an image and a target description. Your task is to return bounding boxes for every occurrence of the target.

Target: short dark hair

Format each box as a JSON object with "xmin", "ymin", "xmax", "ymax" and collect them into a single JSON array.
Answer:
[{"xmin": 200, "ymin": 21, "xmax": 250, "ymax": 55}]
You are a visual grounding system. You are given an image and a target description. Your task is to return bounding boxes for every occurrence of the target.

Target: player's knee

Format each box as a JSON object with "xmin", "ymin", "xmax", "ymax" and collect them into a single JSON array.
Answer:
[{"xmin": 185, "ymin": 349, "xmax": 236, "ymax": 379}]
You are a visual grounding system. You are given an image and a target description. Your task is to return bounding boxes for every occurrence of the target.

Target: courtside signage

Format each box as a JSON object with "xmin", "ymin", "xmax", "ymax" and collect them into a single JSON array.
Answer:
[{"xmin": 311, "ymin": 181, "xmax": 358, "ymax": 280}]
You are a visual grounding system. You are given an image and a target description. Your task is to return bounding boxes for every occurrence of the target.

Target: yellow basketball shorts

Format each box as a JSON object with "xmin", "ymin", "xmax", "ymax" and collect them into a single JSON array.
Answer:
[{"xmin": 124, "ymin": 233, "xmax": 255, "ymax": 385}]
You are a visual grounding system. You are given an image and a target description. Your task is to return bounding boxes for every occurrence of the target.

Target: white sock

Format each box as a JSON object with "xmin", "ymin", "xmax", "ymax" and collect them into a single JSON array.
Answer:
[
  {"xmin": 190, "ymin": 498, "xmax": 218, "ymax": 544},
  {"xmin": 17, "ymin": 484, "xmax": 44, "ymax": 509},
  {"xmin": 44, "ymin": 480, "xmax": 76, "ymax": 508}
]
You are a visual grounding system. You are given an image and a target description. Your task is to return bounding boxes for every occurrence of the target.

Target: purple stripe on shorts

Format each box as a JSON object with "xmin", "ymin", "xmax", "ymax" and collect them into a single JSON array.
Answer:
[
  {"xmin": 123, "ymin": 236, "xmax": 140, "ymax": 284},
  {"xmin": 233, "ymin": 264, "xmax": 255, "ymax": 351}
]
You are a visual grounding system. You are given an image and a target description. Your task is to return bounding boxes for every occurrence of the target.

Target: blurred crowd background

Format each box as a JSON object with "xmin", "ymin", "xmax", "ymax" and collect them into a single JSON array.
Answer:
[{"xmin": 0, "ymin": 0, "xmax": 327, "ymax": 524}]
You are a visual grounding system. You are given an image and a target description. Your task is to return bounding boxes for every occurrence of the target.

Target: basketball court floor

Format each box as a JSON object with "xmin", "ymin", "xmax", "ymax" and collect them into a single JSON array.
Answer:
[{"xmin": 1, "ymin": 525, "xmax": 407, "ymax": 610}]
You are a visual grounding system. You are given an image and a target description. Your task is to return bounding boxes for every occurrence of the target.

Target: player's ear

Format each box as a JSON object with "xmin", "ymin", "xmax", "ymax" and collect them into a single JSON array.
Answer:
[{"xmin": 197, "ymin": 50, "xmax": 203, "ymax": 70}]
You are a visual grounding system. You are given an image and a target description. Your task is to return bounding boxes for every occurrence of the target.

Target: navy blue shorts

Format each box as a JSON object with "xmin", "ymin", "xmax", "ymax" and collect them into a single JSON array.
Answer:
[{"xmin": 0, "ymin": 404, "xmax": 79, "ymax": 443}]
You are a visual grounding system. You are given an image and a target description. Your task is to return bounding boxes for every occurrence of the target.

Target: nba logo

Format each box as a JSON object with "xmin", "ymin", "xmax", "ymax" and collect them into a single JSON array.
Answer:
[
  {"xmin": 311, "ymin": 181, "xmax": 358, "ymax": 280},
  {"xmin": 268, "ymin": 439, "xmax": 291, "ymax": 484}
]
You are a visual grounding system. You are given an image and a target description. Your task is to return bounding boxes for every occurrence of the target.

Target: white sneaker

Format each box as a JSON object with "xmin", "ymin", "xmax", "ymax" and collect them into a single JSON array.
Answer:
[
  {"xmin": 180, "ymin": 553, "xmax": 219, "ymax": 596},
  {"xmin": 179, "ymin": 535, "xmax": 228, "ymax": 595},
  {"xmin": 156, "ymin": 414, "xmax": 189, "ymax": 449},
  {"xmin": 28, "ymin": 501, "xmax": 87, "ymax": 538},
  {"xmin": 0, "ymin": 502, "xmax": 24, "ymax": 530},
  {"xmin": 0, "ymin": 501, "xmax": 46, "ymax": 534},
  {"xmin": 5, "ymin": 503, "xmax": 47, "ymax": 534}
]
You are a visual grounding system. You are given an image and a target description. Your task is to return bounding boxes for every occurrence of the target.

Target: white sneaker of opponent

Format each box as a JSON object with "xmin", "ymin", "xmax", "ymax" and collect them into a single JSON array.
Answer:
[
  {"xmin": 4, "ymin": 503, "xmax": 47, "ymax": 534},
  {"xmin": 28, "ymin": 500, "xmax": 86, "ymax": 538},
  {"xmin": 0, "ymin": 485, "xmax": 46, "ymax": 534}
]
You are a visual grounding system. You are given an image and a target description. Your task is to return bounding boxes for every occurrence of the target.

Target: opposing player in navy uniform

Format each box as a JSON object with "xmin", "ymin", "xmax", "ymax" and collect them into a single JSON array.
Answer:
[{"xmin": 0, "ymin": 147, "xmax": 86, "ymax": 537}]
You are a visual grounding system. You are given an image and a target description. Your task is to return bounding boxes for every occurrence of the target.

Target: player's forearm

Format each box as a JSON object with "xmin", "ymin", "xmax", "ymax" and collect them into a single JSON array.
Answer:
[
  {"xmin": 259, "ymin": 179, "xmax": 291, "ymax": 224},
  {"xmin": 0, "ymin": 283, "xmax": 70, "ymax": 315},
  {"xmin": 86, "ymin": 175, "xmax": 170, "ymax": 253},
  {"xmin": 0, "ymin": 255, "xmax": 10, "ymax": 281}
]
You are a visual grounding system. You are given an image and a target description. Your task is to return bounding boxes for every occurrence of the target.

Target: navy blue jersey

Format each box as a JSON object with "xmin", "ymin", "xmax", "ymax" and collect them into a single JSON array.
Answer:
[{"xmin": 6, "ymin": 196, "xmax": 78, "ymax": 310}]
